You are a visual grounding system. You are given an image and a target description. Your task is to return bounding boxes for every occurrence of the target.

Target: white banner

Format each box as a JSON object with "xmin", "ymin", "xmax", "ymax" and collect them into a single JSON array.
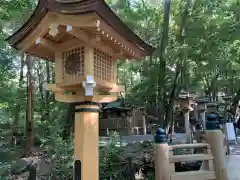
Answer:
[{"xmin": 224, "ymin": 123, "xmax": 236, "ymax": 141}]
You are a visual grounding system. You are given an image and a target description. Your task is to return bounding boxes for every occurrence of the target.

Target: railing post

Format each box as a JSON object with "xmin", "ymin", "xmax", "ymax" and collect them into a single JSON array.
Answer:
[
  {"xmin": 205, "ymin": 119, "xmax": 229, "ymax": 180},
  {"xmin": 155, "ymin": 128, "xmax": 170, "ymax": 180}
]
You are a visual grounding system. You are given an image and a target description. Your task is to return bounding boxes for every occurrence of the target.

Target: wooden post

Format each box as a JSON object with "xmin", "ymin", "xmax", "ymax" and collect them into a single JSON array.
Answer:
[
  {"xmin": 205, "ymin": 130, "xmax": 229, "ymax": 180},
  {"xmin": 74, "ymin": 102, "xmax": 99, "ymax": 180},
  {"xmin": 155, "ymin": 128, "xmax": 170, "ymax": 180}
]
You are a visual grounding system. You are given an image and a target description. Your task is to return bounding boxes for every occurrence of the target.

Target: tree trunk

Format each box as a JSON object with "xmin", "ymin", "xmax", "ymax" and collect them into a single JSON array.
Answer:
[
  {"xmin": 13, "ymin": 53, "xmax": 25, "ymax": 126},
  {"xmin": 165, "ymin": 0, "xmax": 192, "ymax": 131},
  {"xmin": 25, "ymin": 55, "xmax": 35, "ymax": 156},
  {"xmin": 44, "ymin": 60, "xmax": 50, "ymax": 120},
  {"xmin": 158, "ymin": 0, "xmax": 172, "ymax": 126}
]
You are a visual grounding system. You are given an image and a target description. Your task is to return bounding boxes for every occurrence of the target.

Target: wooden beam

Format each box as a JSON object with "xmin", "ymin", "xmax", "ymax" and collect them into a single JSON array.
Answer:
[
  {"xmin": 66, "ymin": 26, "xmax": 116, "ymax": 57},
  {"xmin": 57, "ymin": 38, "xmax": 85, "ymax": 51},
  {"xmin": 97, "ymin": 18, "xmax": 145, "ymax": 59},
  {"xmin": 90, "ymin": 39, "xmax": 116, "ymax": 58},
  {"xmin": 18, "ymin": 13, "xmax": 54, "ymax": 52},
  {"xmin": 35, "ymin": 37, "xmax": 58, "ymax": 52},
  {"xmin": 169, "ymin": 154, "xmax": 214, "ymax": 163},
  {"xmin": 49, "ymin": 12, "xmax": 100, "ymax": 28},
  {"xmin": 171, "ymin": 171, "xmax": 216, "ymax": 180},
  {"xmin": 49, "ymin": 23, "xmax": 59, "ymax": 37},
  {"xmin": 98, "ymin": 28, "xmax": 136, "ymax": 58},
  {"xmin": 66, "ymin": 26, "xmax": 89, "ymax": 42},
  {"xmin": 35, "ymin": 37, "xmax": 86, "ymax": 53},
  {"xmin": 54, "ymin": 26, "xmax": 66, "ymax": 41},
  {"xmin": 108, "ymin": 85, "xmax": 125, "ymax": 93},
  {"xmin": 54, "ymin": 92, "xmax": 118, "ymax": 103},
  {"xmin": 48, "ymin": 83, "xmax": 123, "ymax": 94},
  {"xmin": 169, "ymin": 143, "xmax": 210, "ymax": 150}
]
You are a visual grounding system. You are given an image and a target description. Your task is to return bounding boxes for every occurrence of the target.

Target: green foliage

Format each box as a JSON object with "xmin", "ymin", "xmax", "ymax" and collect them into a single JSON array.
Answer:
[
  {"xmin": 100, "ymin": 132, "xmax": 126, "ymax": 179},
  {"xmin": 50, "ymin": 137, "xmax": 74, "ymax": 179}
]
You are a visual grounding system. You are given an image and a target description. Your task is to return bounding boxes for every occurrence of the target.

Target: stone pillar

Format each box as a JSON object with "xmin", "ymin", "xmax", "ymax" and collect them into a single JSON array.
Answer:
[
  {"xmin": 195, "ymin": 123, "xmax": 203, "ymax": 143},
  {"xmin": 197, "ymin": 99, "xmax": 207, "ymax": 130},
  {"xmin": 154, "ymin": 128, "xmax": 170, "ymax": 180},
  {"xmin": 142, "ymin": 111, "xmax": 147, "ymax": 135},
  {"xmin": 183, "ymin": 108, "xmax": 192, "ymax": 143},
  {"xmin": 127, "ymin": 116, "xmax": 133, "ymax": 135}
]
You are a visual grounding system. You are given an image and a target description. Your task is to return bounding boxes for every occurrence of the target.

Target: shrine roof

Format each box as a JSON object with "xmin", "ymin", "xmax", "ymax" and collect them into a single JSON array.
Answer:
[
  {"xmin": 6, "ymin": 0, "xmax": 154, "ymax": 56},
  {"xmin": 103, "ymin": 99, "xmax": 122, "ymax": 109}
]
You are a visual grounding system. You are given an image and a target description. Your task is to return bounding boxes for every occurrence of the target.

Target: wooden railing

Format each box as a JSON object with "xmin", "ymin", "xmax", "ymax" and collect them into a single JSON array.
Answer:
[
  {"xmin": 155, "ymin": 130, "xmax": 229, "ymax": 180},
  {"xmin": 168, "ymin": 143, "xmax": 216, "ymax": 180}
]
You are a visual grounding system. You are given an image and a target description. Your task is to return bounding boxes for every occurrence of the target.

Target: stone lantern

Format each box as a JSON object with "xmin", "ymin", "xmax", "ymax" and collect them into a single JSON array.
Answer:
[
  {"xmin": 222, "ymin": 96, "xmax": 232, "ymax": 121},
  {"xmin": 6, "ymin": 1, "xmax": 154, "ymax": 179},
  {"xmin": 196, "ymin": 98, "xmax": 208, "ymax": 130},
  {"xmin": 207, "ymin": 102, "xmax": 218, "ymax": 114},
  {"xmin": 178, "ymin": 92, "xmax": 194, "ymax": 143},
  {"xmin": 222, "ymin": 96, "xmax": 232, "ymax": 110},
  {"xmin": 222, "ymin": 95, "xmax": 232, "ymax": 103}
]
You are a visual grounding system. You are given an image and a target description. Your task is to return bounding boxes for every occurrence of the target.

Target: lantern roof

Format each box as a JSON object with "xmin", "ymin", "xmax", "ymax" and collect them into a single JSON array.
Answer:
[
  {"xmin": 222, "ymin": 95, "xmax": 232, "ymax": 101},
  {"xmin": 178, "ymin": 92, "xmax": 194, "ymax": 100},
  {"xmin": 6, "ymin": 0, "xmax": 154, "ymax": 60},
  {"xmin": 207, "ymin": 102, "xmax": 218, "ymax": 107},
  {"xmin": 196, "ymin": 98, "xmax": 209, "ymax": 104}
]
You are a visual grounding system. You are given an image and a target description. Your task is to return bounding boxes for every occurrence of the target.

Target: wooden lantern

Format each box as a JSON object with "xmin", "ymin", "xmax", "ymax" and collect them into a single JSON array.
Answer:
[{"xmin": 6, "ymin": 1, "xmax": 154, "ymax": 180}]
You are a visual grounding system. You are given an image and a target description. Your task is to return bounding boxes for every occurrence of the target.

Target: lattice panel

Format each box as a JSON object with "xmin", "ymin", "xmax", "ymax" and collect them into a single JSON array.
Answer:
[
  {"xmin": 62, "ymin": 46, "xmax": 84, "ymax": 82},
  {"xmin": 94, "ymin": 48, "xmax": 114, "ymax": 81}
]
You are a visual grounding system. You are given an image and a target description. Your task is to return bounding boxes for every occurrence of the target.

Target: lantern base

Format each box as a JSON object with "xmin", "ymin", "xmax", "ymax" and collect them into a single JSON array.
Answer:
[{"xmin": 47, "ymin": 83, "xmax": 123, "ymax": 103}]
